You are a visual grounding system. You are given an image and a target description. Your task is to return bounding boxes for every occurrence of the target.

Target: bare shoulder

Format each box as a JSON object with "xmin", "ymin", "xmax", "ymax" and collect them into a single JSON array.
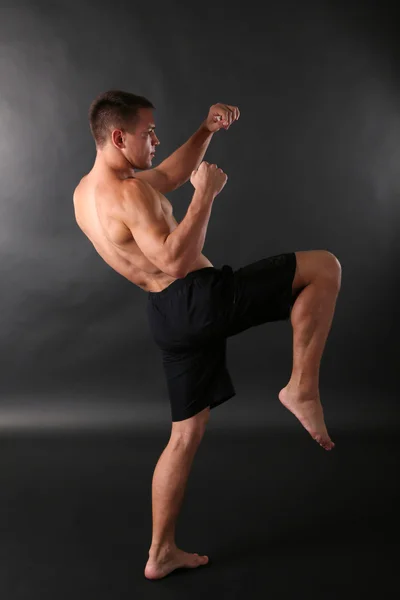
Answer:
[
  {"xmin": 72, "ymin": 174, "xmax": 88, "ymax": 204},
  {"xmin": 120, "ymin": 177, "xmax": 161, "ymax": 212},
  {"xmin": 124, "ymin": 176, "xmax": 153, "ymax": 194},
  {"xmin": 119, "ymin": 178, "xmax": 168, "ymax": 234},
  {"xmin": 72, "ymin": 177, "xmax": 87, "ymax": 224}
]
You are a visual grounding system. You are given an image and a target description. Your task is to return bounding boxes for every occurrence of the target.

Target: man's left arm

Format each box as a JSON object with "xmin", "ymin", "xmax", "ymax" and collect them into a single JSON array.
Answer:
[{"xmin": 136, "ymin": 103, "xmax": 240, "ymax": 194}]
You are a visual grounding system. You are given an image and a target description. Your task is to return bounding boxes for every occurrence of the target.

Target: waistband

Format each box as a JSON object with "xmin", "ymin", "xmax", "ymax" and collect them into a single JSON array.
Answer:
[{"xmin": 147, "ymin": 266, "xmax": 231, "ymax": 300}]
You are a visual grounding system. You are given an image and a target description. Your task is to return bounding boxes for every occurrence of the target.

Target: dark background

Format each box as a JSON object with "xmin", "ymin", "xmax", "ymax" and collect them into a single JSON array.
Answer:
[{"xmin": 0, "ymin": 0, "xmax": 398, "ymax": 597}]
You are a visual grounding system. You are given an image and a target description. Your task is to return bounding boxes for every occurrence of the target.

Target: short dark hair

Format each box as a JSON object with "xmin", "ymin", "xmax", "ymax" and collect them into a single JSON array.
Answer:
[{"xmin": 88, "ymin": 90, "xmax": 155, "ymax": 148}]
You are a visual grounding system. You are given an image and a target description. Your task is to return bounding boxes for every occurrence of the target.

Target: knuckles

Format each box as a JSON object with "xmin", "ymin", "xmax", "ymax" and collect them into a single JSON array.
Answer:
[{"xmin": 197, "ymin": 161, "xmax": 227, "ymax": 179}]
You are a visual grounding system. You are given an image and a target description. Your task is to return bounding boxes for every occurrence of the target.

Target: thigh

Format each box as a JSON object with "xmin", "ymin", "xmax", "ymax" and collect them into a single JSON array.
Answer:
[{"xmin": 225, "ymin": 252, "xmax": 297, "ymax": 338}]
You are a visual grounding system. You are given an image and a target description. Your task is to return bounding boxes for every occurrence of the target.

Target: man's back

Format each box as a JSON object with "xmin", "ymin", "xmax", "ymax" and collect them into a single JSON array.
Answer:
[{"xmin": 73, "ymin": 172, "xmax": 212, "ymax": 292}]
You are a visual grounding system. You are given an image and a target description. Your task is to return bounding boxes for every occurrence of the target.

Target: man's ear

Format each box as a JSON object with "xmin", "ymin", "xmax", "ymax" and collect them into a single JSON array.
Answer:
[{"xmin": 111, "ymin": 129, "xmax": 125, "ymax": 149}]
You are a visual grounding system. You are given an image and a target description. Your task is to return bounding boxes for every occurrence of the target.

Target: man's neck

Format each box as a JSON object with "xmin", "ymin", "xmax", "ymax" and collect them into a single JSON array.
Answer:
[{"xmin": 93, "ymin": 152, "xmax": 136, "ymax": 180}]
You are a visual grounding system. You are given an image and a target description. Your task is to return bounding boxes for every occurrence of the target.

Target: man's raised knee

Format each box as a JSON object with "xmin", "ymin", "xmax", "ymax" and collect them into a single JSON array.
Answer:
[{"xmin": 321, "ymin": 250, "xmax": 342, "ymax": 289}]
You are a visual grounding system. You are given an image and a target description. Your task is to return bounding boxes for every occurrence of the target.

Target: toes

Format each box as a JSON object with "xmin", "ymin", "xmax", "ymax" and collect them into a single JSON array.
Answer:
[
  {"xmin": 314, "ymin": 434, "xmax": 335, "ymax": 450},
  {"xmin": 322, "ymin": 439, "xmax": 335, "ymax": 451}
]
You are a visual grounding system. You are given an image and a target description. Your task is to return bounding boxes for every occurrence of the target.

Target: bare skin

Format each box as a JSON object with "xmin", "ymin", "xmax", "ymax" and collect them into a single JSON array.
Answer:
[
  {"xmin": 73, "ymin": 166, "xmax": 212, "ymax": 293},
  {"xmin": 74, "ymin": 106, "xmax": 340, "ymax": 579},
  {"xmin": 279, "ymin": 386, "xmax": 333, "ymax": 450},
  {"xmin": 145, "ymin": 546, "xmax": 209, "ymax": 580},
  {"xmin": 279, "ymin": 259, "xmax": 341, "ymax": 451}
]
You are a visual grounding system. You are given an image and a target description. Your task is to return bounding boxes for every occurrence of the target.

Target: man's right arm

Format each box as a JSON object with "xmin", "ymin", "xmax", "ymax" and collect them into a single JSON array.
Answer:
[{"xmin": 122, "ymin": 179, "xmax": 215, "ymax": 279}]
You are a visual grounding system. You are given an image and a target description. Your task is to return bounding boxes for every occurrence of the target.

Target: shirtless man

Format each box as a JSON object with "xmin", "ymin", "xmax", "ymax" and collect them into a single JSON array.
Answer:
[{"xmin": 73, "ymin": 90, "xmax": 342, "ymax": 580}]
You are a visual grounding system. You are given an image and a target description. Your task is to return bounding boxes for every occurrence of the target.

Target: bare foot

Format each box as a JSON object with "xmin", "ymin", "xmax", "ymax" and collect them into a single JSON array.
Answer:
[
  {"xmin": 278, "ymin": 384, "xmax": 335, "ymax": 451},
  {"xmin": 144, "ymin": 547, "xmax": 209, "ymax": 580}
]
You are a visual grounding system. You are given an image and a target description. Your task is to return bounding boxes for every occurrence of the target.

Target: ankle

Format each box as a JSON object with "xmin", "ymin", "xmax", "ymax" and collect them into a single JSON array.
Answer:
[
  {"xmin": 287, "ymin": 376, "xmax": 319, "ymax": 393},
  {"xmin": 149, "ymin": 541, "xmax": 177, "ymax": 557}
]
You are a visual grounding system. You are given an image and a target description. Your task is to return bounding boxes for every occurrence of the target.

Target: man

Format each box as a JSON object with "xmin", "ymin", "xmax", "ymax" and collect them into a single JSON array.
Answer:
[{"xmin": 73, "ymin": 90, "xmax": 342, "ymax": 580}]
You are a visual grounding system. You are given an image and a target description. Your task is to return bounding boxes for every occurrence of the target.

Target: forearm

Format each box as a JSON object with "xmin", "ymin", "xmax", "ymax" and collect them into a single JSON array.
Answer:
[
  {"xmin": 158, "ymin": 124, "xmax": 214, "ymax": 189},
  {"xmin": 165, "ymin": 189, "xmax": 214, "ymax": 277}
]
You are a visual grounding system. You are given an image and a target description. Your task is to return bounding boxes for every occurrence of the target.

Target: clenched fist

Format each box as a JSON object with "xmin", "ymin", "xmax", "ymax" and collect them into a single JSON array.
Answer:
[
  {"xmin": 204, "ymin": 103, "xmax": 240, "ymax": 132},
  {"xmin": 190, "ymin": 161, "xmax": 228, "ymax": 198}
]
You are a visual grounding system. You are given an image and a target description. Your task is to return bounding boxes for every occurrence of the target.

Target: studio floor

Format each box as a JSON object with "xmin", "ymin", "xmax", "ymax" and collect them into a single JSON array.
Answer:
[{"xmin": 0, "ymin": 427, "xmax": 397, "ymax": 599}]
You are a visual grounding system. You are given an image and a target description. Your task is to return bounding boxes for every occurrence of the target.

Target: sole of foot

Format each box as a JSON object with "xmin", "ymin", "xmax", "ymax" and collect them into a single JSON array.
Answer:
[{"xmin": 279, "ymin": 385, "xmax": 335, "ymax": 451}]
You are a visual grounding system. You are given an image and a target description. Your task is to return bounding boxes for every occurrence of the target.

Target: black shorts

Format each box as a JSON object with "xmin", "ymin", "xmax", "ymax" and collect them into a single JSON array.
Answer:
[{"xmin": 146, "ymin": 252, "xmax": 297, "ymax": 422}]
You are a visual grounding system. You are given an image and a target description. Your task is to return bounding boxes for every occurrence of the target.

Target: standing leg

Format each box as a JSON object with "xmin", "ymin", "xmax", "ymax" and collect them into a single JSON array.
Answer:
[
  {"xmin": 144, "ymin": 407, "xmax": 210, "ymax": 580},
  {"xmin": 279, "ymin": 250, "xmax": 342, "ymax": 450}
]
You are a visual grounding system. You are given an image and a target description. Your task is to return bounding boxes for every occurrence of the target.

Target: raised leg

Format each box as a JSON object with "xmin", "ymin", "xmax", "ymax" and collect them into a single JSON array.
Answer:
[
  {"xmin": 144, "ymin": 407, "xmax": 210, "ymax": 580},
  {"xmin": 279, "ymin": 250, "xmax": 342, "ymax": 450}
]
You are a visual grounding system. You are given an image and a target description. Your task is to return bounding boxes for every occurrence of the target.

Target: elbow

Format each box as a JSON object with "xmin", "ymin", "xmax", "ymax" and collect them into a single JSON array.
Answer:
[
  {"xmin": 162, "ymin": 256, "xmax": 185, "ymax": 279},
  {"xmin": 169, "ymin": 263, "xmax": 187, "ymax": 279},
  {"xmin": 168, "ymin": 258, "xmax": 187, "ymax": 279}
]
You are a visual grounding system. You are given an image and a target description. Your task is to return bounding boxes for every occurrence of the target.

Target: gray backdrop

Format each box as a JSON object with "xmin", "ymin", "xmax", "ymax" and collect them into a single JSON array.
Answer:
[{"xmin": 0, "ymin": 0, "xmax": 398, "ymax": 431}]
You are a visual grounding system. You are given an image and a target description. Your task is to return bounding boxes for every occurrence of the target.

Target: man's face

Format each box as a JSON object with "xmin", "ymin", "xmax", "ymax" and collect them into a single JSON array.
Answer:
[{"xmin": 124, "ymin": 107, "xmax": 160, "ymax": 170}]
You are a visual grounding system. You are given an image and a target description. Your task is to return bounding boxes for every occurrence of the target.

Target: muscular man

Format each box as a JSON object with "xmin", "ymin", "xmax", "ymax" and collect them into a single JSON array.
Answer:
[{"xmin": 73, "ymin": 90, "xmax": 342, "ymax": 580}]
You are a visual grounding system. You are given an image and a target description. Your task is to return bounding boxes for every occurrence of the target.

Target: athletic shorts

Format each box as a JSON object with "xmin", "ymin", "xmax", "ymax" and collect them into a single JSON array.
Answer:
[{"xmin": 146, "ymin": 252, "xmax": 298, "ymax": 422}]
